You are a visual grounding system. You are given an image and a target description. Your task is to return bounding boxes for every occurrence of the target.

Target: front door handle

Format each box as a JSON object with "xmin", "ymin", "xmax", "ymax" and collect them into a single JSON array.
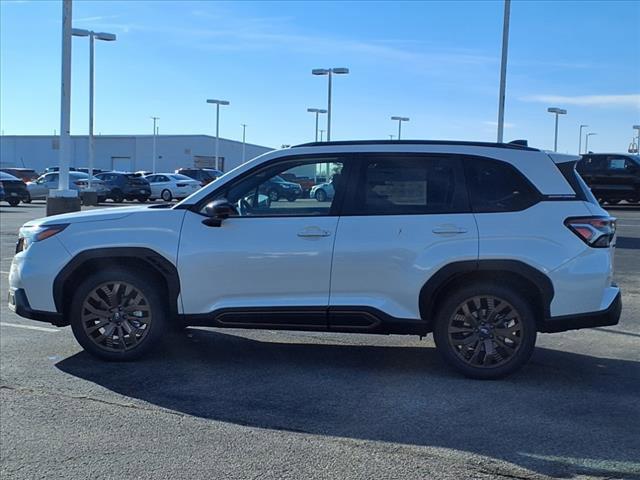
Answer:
[
  {"xmin": 297, "ymin": 227, "xmax": 332, "ymax": 238},
  {"xmin": 432, "ymin": 225, "xmax": 468, "ymax": 235}
]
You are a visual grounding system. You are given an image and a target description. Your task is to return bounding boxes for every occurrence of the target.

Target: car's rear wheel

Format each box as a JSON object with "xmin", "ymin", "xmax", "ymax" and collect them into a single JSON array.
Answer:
[
  {"xmin": 69, "ymin": 268, "xmax": 168, "ymax": 361},
  {"xmin": 161, "ymin": 189, "xmax": 173, "ymax": 202},
  {"xmin": 111, "ymin": 190, "xmax": 124, "ymax": 203},
  {"xmin": 138, "ymin": 196, "xmax": 148, "ymax": 203},
  {"xmin": 7, "ymin": 198, "xmax": 20, "ymax": 207},
  {"xmin": 433, "ymin": 284, "xmax": 537, "ymax": 379},
  {"xmin": 315, "ymin": 189, "xmax": 327, "ymax": 202}
]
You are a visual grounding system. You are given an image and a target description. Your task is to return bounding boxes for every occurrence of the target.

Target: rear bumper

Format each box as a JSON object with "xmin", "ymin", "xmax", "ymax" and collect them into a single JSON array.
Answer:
[
  {"xmin": 540, "ymin": 290, "xmax": 621, "ymax": 333},
  {"xmin": 8, "ymin": 288, "xmax": 66, "ymax": 326}
]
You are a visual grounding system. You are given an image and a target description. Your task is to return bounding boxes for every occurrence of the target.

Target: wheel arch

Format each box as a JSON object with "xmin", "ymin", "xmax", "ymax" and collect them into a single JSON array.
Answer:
[
  {"xmin": 419, "ymin": 260, "xmax": 554, "ymax": 331},
  {"xmin": 53, "ymin": 247, "xmax": 181, "ymax": 325}
]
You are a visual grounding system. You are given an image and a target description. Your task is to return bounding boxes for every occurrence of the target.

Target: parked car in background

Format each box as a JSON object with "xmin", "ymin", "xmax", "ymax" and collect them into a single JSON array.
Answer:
[
  {"xmin": 176, "ymin": 168, "xmax": 223, "ymax": 186},
  {"xmin": 0, "ymin": 182, "xmax": 4, "ymax": 202},
  {"xmin": 134, "ymin": 170, "xmax": 152, "ymax": 177},
  {"xmin": 145, "ymin": 173, "xmax": 200, "ymax": 201},
  {"xmin": 44, "ymin": 166, "xmax": 77, "ymax": 173},
  {"xmin": 95, "ymin": 172, "xmax": 151, "ymax": 203},
  {"xmin": 577, "ymin": 153, "xmax": 640, "ymax": 204},
  {"xmin": 76, "ymin": 168, "xmax": 105, "ymax": 175},
  {"xmin": 280, "ymin": 173, "xmax": 315, "ymax": 195},
  {"xmin": 27, "ymin": 172, "xmax": 109, "ymax": 202},
  {"xmin": 258, "ymin": 175, "xmax": 303, "ymax": 202},
  {"xmin": 310, "ymin": 181, "xmax": 335, "ymax": 202},
  {"xmin": 0, "ymin": 172, "xmax": 29, "ymax": 206},
  {"xmin": 1, "ymin": 168, "xmax": 39, "ymax": 183}
]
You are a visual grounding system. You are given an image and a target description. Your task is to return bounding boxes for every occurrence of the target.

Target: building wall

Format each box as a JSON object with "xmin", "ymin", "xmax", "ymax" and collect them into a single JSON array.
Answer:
[{"xmin": 0, "ymin": 135, "xmax": 272, "ymax": 174}]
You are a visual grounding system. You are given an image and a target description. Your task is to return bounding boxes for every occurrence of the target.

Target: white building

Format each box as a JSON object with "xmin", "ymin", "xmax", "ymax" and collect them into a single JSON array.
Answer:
[{"xmin": 0, "ymin": 135, "xmax": 273, "ymax": 174}]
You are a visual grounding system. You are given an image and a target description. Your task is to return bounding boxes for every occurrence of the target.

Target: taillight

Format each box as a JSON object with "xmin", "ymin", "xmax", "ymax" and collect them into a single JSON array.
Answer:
[{"xmin": 565, "ymin": 216, "xmax": 616, "ymax": 248}]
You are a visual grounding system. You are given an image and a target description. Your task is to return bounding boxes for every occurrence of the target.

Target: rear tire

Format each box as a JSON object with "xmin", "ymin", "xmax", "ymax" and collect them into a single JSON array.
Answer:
[
  {"xmin": 433, "ymin": 283, "xmax": 537, "ymax": 379},
  {"xmin": 7, "ymin": 198, "xmax": 20, "ymax": 207},
  {"xmin": 69, "ymin": 268, "xmax": 168, "ymax": 361},
  {"xmin": 111, "ymin": 190, "xmax": 124, "ymax": 203}
]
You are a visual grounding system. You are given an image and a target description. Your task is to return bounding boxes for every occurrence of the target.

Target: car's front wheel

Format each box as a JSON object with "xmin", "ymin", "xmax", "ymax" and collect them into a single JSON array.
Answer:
[
  {"xmin": 69, "ymin": 268, "xmax": 168, "ymax": 361},
  {"xmin": 161, "ymin": 189, "xmax": 173, "ymax": 202},
  {"xmin": 315, "ymin": 189, "xmax": 327, "ymax": 202},
  {"xmin": 433, "ymin": 284, "xmax": 537, "ymax": 379},
  {"xmin": 7, "ymin": 198, "xmax": 20, "ymax": 207},
  {"xmin": 23, "ymin": 193, "xmax": 32, "ymax": 204}
]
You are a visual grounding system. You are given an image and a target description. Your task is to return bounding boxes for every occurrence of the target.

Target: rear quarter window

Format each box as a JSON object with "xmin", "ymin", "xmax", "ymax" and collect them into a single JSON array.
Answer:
[{"xmin": 464, "ymin": 158, "xmax": 541, "ymax": 212}]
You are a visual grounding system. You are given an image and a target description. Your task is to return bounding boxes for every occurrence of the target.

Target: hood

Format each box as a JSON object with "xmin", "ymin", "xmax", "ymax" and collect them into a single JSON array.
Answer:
[{"xmin": 25, "ymin": 205, "xmax": 155, "ymax": 227}]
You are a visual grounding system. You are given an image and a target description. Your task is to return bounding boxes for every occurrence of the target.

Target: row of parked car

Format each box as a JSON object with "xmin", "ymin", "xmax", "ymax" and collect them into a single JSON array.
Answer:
[{"xmin": 0, "ymin": 167, "xmax": 227, "ymax": 206}]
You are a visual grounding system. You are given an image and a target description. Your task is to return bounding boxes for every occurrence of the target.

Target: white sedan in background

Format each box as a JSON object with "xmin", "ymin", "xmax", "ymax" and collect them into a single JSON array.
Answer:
[{"xmin": 144, "ymin": 173, "xmax": 201, "ymax": 201}]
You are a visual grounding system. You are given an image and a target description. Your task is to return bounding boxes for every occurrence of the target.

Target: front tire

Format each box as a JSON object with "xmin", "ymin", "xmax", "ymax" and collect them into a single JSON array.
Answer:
[
  {"xmin": 161, "ymin": 189, "xmax": 173, "ymax": 202},
  {"xmin": 7, "ymin": 198, "xmax": 20, "ymax": 207},
  {"xmin": 315, "ymin": 189, "xmax": 327, "ymax": 202},
  {"xmin": 433, "ymin": 283, "xmax": 537, "ymax": 379},
  {"xmin": 111, "ymin": 190, "xmax": 124, "ymax": 203},
  {"xmin": 69, "ymin": 268, "xmax": 168, "ymax": 361},
  {"xmin": 23, "ymin": 193, "xmax": 32, "ymax": 204}
]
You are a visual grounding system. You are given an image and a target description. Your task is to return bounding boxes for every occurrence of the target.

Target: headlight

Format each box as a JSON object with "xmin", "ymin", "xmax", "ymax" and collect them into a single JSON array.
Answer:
[{"xmin": 17, "ymin": 224, "xmax": 68, "ymax": 252}]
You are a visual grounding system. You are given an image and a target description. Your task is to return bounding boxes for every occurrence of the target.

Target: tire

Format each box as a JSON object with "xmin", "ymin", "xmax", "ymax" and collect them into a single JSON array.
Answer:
[
  {"xmin": 111, "ymin": 190, "xmax": 124, "ymax": 203},
  {"xmin": 432, "ymin": 283, "xmax": 537, "ymax": 379},
  {"xmin": 138, "ymin": 196, "xmax": 148, "ymax": 203},
  {"xmin": 7, "ymin": 198, "xmax": 20, "ymax": 207},
  {"xmin": 606, "ymin": 199, "xmax": 621, "ymax": 205},
  {"xmin": 287, "ymin": 196, "xmax": 297, "ymax": 202},
  {"xmin": 315, "ymin": 189, "xmax": 327, "ymax": 202},
  {"xmin": 23, "ymin": 193, "xmax": 32, "ymax": 204},
  {"xmin": 97, "ymin": 197, "xmax": 106, "ymax": 204},
  {"xmin": 268, "ymin": 189, "xmax": 280, "ymax": 202},
  {"xmin": 161, "ymin": 189, "xmax": 173, "ymax": 202},
  {"xmin": 69, "ymin": 267, "xmax": 168, "ymax": 361}
]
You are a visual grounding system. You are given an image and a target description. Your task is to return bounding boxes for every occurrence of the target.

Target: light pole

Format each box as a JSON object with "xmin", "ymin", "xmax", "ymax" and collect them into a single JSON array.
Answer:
[
  {"xmin": 319, "ymin": 129, "xmax": 325, "ymax": 142},
  {"xmin": 496, "ymin": 0, "xmax": 511, "ymax": 143},
  {"xmin": 585, "ymin": 132, "xmax": 597, "ymax": 153},
  {"xmin": 241, "ymin": 123, "xmax": 247, "ymax": 163},
  {"xmin": 311, "ymin": 67, "xmax": 349, "ymax": 141},
  {"xmin": 547, "ymin": 107, "xmax": 567, "ymax": 152},
  {"xmin": 307, "ymin": 108, "xmax": 327, "ymax": 141},
  {"xmin": 72, "ymin": 28, "xmax": 116, "ymax": 190},
  {"xmin": 391, "ymin": 116, "xmax": 410, "ymax": 140},
  {"xmin": 578, "ymin": 124, "xmax": 588, "ymax": 155},
  {"xmin": 206, "ymin": 99, "xmax": 230, "ymax": 170},
  {"xmin": 150, "ymin": 116, "xmax": 159, "ymax": 173},
  {"xmin": 633, "ymin": 125, "xmax": 640, "ymax": 154}
]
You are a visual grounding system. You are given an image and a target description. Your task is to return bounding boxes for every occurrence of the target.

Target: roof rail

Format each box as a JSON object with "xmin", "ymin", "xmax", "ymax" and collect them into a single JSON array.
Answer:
[{"xmin": 292, "ymin": 139, "xmax": 539, "ymax": 151}]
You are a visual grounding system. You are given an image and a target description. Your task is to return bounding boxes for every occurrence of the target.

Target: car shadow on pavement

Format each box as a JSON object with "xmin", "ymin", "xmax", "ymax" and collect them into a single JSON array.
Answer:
[{"xmin": 56, "ymin": 329, "xmax": 640, "ymax": 479}]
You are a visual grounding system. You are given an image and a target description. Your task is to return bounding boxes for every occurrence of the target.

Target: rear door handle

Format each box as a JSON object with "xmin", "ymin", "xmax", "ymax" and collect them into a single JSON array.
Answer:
[
  {"xmin": 297, "ymin": 227, "xmax": 332, "ymax": 238},
  {"xmin": 432, "ymin": 225, "xmax": 468, "ymax": 235}
]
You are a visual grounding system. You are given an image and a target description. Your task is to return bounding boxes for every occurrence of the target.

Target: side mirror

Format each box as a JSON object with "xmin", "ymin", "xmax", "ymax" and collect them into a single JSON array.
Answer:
[{"xmin": 202, "ymin": 199, "xmax": 236, "ymax": 227}]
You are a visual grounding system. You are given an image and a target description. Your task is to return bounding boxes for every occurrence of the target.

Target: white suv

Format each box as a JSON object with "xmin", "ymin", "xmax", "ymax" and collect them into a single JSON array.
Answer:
[{"xmin": 8, "ymin": 141, "xmax": 621, "ymax": 378}]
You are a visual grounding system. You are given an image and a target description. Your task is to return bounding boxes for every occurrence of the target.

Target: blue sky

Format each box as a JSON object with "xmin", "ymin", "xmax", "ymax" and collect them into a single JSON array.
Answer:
[{"xmin": 1, "ymin": 0, "xmax": 639, "ymax": 153}]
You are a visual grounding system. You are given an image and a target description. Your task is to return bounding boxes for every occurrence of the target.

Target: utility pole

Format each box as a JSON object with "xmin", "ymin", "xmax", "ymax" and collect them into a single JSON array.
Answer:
[
  {"xmin": 151, "ymin": 116, "xmax": 159, "ymax": 173},
  {"xmin": 496, "ymin": 0, "xmax": 511, "ymax": 143}
]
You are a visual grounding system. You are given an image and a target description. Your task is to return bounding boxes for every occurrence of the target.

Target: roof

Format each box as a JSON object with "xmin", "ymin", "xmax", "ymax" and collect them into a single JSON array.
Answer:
[{"xmin": 292, "ymin": 140, "xmax": 539, "ymax": 151}]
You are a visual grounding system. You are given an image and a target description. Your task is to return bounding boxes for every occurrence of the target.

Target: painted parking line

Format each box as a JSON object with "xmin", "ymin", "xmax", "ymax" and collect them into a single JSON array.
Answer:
[
  {"xmin": 0, "ymin": 322, "xmax": 59, "ymax": 333},
  {"xmin": 0, "ymin": 271, "xmax": 9, "ymax": 275}
]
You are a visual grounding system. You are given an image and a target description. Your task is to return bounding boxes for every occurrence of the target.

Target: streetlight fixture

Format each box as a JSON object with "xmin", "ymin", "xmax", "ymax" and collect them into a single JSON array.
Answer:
[
  {"xmin": 311, "ymin": 67, "xmax": 349, "ymax": 141},
  {"xmin": 150, "ymin": 117, "xmax": 159, "ymax": 173},
  {"xmin": 241, "ymin": 123, "xmax": 247, "ymax": 163},
  {"xmin": 496, "ymin": 0, "xmax": 511, "ymax": 143},
  {"xmin": 578, "ymin": 124, "xmax": 588, "ymax": 155},
  {"xmin": 391, "ymin": 116, "xmax": 410, "ymax": 140},
  {"xmin": 547, "ymin": 107, "xmax": 567, "ymax": 152},
  {"xmin": 206, "ymin": 99, "xmax": 230, "ymax": 170},
  {"xmin": 72, "ymin": 28, "xmax": 116, "ymax": 195},
  {"xmin": 585, "ymin": 132, "xmax": 597, "ymax": 153},
  {"xmin": 307, "ymin": 108, "xmax": 327, "ymax": 142}
]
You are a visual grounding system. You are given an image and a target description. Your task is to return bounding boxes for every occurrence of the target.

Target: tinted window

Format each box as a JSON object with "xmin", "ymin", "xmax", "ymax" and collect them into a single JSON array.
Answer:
[
  {"xmin": 578, "ymin": 156, "xmax": 605, "ymax": 172},
  {"xmin": 608, "ymin": 157, "xmax": 627, "ymax": 170},
  {"xmin": 465, "ymin": 158, "xmax": 540, "ymax": 212},
  {"xmin": 348, "ymin": 155, "xmax": 468, "ymax": 215}
]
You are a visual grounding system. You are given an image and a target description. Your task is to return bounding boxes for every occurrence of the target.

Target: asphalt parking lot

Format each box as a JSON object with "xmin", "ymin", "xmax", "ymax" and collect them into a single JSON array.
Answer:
[{"xmin": 1, "ymin": 200, "xmax": 639, "ymax": 480}]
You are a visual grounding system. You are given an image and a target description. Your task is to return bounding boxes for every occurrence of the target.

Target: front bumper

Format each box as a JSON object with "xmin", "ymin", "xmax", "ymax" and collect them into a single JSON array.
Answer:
[
  {"xmin": 8, "ymin": 288, "xmax": 65, "ymax": 326},
  {"xmin": 540, "ymin": 290, "xmax": 621, "ymax": 333}
]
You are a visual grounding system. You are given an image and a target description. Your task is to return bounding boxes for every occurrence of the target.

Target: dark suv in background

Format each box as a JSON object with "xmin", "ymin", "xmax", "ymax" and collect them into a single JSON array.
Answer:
[
  {"xmin": 176, "ymin": 168, "xmax": 223, "ymax": 186},
  {"xmin": 95, "ymin": 172, "xmax": 152, "ymax": 202},
  {"xmin": 577, "ymin": 153, "xmax": 640, "ymax": 204}
]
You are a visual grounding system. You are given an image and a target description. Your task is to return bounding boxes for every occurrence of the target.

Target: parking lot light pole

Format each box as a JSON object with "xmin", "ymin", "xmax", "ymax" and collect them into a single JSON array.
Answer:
[
  {"xmin": 241, "ymin": 123, "xmax": 247, "ymax": 163},
  {"xmin": 578, "ymin": 124, "xmax": 588, "ymax": 154},
  {"xmin": 312, "ymin": 68, "xmax": 349, "ymax": 141},
  {"xmin": 391, "ymin": 116, "xmax": 410, "ymax": 140},
  {"xmin": 496, "ymin": 0, "xmax": 511, "ymax": 143},
  {"xmin": 307, "ymin": 108, "xmax": 327, "ymax": 142},
  {"xmin": 72, "ymin": 28, "xmax": 116, "ymax": 192},
  {"xmin": 47, "ymin": 0, "xmax": 80, "ymax": 216},
  {"xmin": 547, "ymin": 107, "xmax": 567, "ymax": 152},
  {"xmin": 207, "ymin": 99, "xmax": 230, "ymax": 170},
  {"xmin": 585, "ymin": 132, "xmax": 597, "ymax": 153},
  {"xmin": 150, "ymin": 117, "xmax": 159, "ymax": 173}
]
